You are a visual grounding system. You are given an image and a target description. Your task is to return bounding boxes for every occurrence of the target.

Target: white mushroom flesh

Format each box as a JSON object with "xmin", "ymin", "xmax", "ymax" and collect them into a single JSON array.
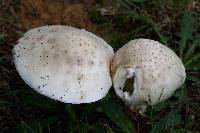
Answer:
[
  {"xmin": 111, "ymin": 38, "xmax": 186, "ymax": 108},
  {"xmin": 13, "ymin": 25, "xmax": 114, "ymax": 104}
]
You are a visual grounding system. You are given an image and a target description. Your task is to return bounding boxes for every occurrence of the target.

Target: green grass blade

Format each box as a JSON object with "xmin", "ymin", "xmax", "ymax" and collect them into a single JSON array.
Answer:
[
  {"xmin": 177, "ymin": 12, "xmax": 196, "ymax": 58},
  {"xmin": 118, "ymin": 0, "xmax": 132, "ymax": 10},
  {"xmin": 118, "ymin": 0, "xmax": 146, "ymax": 10},
  {"xmin": 186, "ymin": 75, "xmax": 200, "ymax": 88},
  {"xmin": 170, "ymin": 129, "xmax": 192, "ymax": 133},
  {"xmin": 185, "ymin": 37, "xmax": 200, "ymax": 58},
  {"xmin": 150, "ymin": 108, "xmax": 182, "ymax": 133},
  {"xmin": 0, "ymin": 34, "xmax": 5, "ymax": 45},
  {"xmin": 186, "ymin": 62, "xmax": 200, "ymax": 71},
  {"xmin": 102, "ymin": 100, "xmax": 135, "ymax": 133},
  {"xmin": 16, "ymin": 117, "xmax": 58, "ymax": 133},
  {"xmin": 184, "ymin": 53, "xmax": 200, "ymax": 67},
  {"xmin": 24, "ymin": 93, "xmax": 60, "ymax": 111},
  {"xmin": 65, "ymin": 104, "xmax": 77, "ymax": 122}
]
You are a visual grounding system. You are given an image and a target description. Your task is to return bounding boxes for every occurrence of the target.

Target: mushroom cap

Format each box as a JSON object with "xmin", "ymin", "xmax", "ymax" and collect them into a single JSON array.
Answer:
[
  {"xmin": 13, "ymin": 25, "xmax": 114, "ymax": 104},
  {"xmin": 111, "ymin": 38, "xmax": 186, "ymax": 107}
]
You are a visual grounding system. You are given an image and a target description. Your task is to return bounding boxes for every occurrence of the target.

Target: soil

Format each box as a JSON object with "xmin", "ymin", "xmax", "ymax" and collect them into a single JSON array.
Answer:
[{"xmin": 18, "ymin": 0, "xmax": 98, "ymax": 32}]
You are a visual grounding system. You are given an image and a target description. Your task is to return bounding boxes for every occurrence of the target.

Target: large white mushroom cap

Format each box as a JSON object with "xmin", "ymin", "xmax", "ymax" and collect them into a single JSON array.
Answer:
[
  {"xmin": 13, "ymin": 25, "xmax": 114, "ymax": 104},
  {"xmin": 111, "ymin": 38, "xmax": 186, "ymax": 110}
]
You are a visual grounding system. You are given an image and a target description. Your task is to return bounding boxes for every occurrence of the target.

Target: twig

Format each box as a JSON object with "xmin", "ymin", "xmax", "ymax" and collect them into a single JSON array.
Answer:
[
  {"xmin": 190, "ymin": 96, "xmax": 200, "ymax": 101},
  {"xmin": 0, "ymin": 18, "xmax": 19, "ymax": 29},
  {"xmin": 183, "ymin": 106, "xmax": 200, "ymax": 117},
  {"xmin": 0, "ymin": 0, "xmax": 12, "ymax": 16}
]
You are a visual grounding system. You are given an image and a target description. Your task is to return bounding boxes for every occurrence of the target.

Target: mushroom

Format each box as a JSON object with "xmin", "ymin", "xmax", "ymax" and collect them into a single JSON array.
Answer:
[
  {"xmin": 13, "ymin": 25, "xmax": 114, "ymax": 104},
  {"xmin": 111, "ymin": 38, "xmax": 186, "ymax": 113}
]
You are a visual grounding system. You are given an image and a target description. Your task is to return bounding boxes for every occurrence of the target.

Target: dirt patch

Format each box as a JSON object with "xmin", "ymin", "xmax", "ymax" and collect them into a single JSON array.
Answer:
[{"xmin": 18, "ymin": 0, "xmax": 98, "ymax": 33}]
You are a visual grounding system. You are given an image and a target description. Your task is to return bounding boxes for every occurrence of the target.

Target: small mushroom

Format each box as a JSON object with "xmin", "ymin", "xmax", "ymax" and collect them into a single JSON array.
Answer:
[
  {"xmin": 13, "ymin": 25, "xmax": 114, "ymax": 104},
  {"xmin": 111, "ymin": 38, "xmax": 186, "ymax": 112}
]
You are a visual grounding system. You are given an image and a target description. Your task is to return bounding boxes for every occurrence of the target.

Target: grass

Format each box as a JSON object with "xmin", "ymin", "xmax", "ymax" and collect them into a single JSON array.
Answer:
[{"xmin": 0, "ymin": 0, "xmax": 200, "ymax": 132}]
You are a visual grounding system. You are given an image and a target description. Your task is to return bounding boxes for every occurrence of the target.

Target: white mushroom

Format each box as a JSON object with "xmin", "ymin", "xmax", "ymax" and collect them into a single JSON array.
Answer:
[
  {"xmin": 111, "ymin": 38, "xmax": 186, "ymax": 112},
  {"xmin": 13, "ymin": 25, "xmax": 114, "ymax": 104}
]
